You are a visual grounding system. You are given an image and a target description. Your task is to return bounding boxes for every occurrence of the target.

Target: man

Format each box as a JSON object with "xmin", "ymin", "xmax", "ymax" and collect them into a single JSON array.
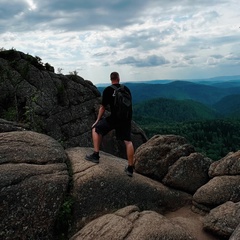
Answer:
[{"xmin": 85, "ymin": 72, "xmax": 134, "ymax": 177}]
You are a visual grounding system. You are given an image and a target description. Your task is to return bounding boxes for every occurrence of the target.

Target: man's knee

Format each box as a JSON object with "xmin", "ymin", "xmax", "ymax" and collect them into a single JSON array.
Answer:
[{"xmin": 124, "ymin": 140, "xmax": 133, "ymax": 147}]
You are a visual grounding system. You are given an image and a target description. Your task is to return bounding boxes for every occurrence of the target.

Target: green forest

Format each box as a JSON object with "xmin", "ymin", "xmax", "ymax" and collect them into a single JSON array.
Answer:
[{"xmin": 133, "ymin": 97, "xmax": 240, "ymax": 161}]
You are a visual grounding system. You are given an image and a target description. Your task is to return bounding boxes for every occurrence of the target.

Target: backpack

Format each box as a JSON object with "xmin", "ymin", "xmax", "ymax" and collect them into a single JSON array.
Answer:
[{"xmin": 110, "ymin": 84, "xmax": 132, "ymax": 120}]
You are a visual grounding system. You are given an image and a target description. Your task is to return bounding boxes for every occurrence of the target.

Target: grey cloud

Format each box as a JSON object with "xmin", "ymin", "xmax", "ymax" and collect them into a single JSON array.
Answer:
[
  {"xmin": 226, "ymin": 54, "xmax": 240, "ymax": 61},
  {"xmin": 116, "ymin": 55, "xmax": 170, "ymax": 67},
  {"xmin": 0, "ymin": 0, "xmax": 152, "ymax": 33},
  {"xmin": 92, "ymin": 51, "xmax": 117, "ymax": 57},
  {"xmin": 184, "ymin": 55, "xmax": 197, "ymax": 60},
  {"xmin": 0, "ymin": 1, "xmax": 26, "ymax": 19},
  {"xmin": 210, "ymin": 54, "xmax": 224, "ymax": 59},
  {"xmin": 175, "ymin": 33, "xmax": 240, "ymax": 54},
  {"xmin": 174, "ymin": 37, "xmax": 203, "ymax": 53},
  {"xmin": 0, "ymin": 0, "xmax": 231, "ymax": 33},
  {"xmin": 1, "ymin": 0, "xmax": 238, "ymax": 80},
  {"xmin": 200, "ymin": 11, "xmax": 220, "ymax": 22},
  {"xmin": 119, "ymin": 28, "xmax": 174, "ymax": 50},
  {"xmin": 87, "ymin": 27, "xmax": 169, "ymax": 54},
  {"xmin": 172, "ymin": 56, "xmax": 196, "ymax": 67},
  {"xmin": 92, "ymin": 52, "xmax": 110, "ymax": 57},
  {"xmin": 116, "ymin": 56, "xmax": 137, "ymax": 65},
  {"xmin": 212, "ymin": 35, "xmax": 240, "ymax": 45}
]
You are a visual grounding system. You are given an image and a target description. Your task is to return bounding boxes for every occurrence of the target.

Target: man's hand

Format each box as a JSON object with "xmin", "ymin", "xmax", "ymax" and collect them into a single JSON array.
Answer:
[
  {"xmin": 91, "ymin": 105, "xmax": 106, "ymax": 129},
  {"xmin": 91, "ymin": 120, "xmax": 98, "ymax": 129}
]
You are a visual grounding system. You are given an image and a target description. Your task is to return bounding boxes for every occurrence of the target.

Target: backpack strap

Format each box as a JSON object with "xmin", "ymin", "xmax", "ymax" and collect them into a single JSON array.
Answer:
[{"xmin": 110, "ymin": 84, "xmax": 123, "ymax": 90}]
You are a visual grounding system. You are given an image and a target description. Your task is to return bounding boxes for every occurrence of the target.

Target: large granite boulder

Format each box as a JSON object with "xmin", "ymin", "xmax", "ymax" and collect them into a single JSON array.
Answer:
[
  {"xmin": 70, "ymin": 205, "xmax": 196, "ymax": 240},
  {"xmin": 203, "ymin": 201, "xmax": 240, "ymax": 239},
  {"xmin": 134, "ymin": 135, "xmax": 196, "ymax": 181},
  {"xmin": 209, "ymin": 150, "xmax": 240, "ymax": 176},
  {"xmin": 162, "ymin": 152, "xmax": 213, "ymax": 194},
  {"xmin": 0, "ymin": 131, "xmax": 69, "ymax": 239},
  {"xmin": 66, "ymin": 147, "xmax": 192, "ymax": 235},
  {"xmin": 230, "ymin": 223, "xmax": 240, "ymax": 240},
  {"xmin": 193, "ymin": 151, "xmax": 240, "ymax": 213},
  {"xmin": 193, "ymin": 175, "xmax": 240, "ymax": 211}
]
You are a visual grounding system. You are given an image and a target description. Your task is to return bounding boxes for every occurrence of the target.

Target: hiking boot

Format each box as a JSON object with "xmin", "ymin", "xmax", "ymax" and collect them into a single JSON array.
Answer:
[
  {"xmin": 125, "ymin": 166, "xmax": 133, "ymax": 177},
  {"xmin": 85, "ymin": 153, "xmax": 100, "ymax": 163}
]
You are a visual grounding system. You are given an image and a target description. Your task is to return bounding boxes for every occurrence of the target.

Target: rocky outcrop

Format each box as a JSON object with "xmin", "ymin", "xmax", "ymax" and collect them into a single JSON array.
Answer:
[
  {"xmin": 0, "ymin": 50, "xmax": 100, "ymax": 146},
  {"xmin": 0, "ymin": 50, "xmax": 147, "ymax": 158},
  {"xmin": 191, "ymin": 151, "xmax": 240, "ymax": 239},
  {"xmin": 132, "ymin": 134, "xmax": 239, "ymax": 238},
  {"xmin": 1, "ymin": 130, "xmax": 239, "ymax": 240},
  {"xmin": 0, "ymin": 131, "xmax": 69, "ymax": 239},
  {"xmin": 70, "ymin": 205, "xmax": 196, "ymax": 240}
]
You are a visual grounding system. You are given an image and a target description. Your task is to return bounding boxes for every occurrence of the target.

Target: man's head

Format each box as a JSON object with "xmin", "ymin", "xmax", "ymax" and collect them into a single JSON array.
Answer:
[{"xmin": 110, "ymin": 72, "xmax": 120, "ymax": 83}]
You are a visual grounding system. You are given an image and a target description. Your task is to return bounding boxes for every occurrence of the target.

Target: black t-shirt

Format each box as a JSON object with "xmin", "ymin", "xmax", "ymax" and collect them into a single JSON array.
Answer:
[{"xmin": 102, "ymin": 84, "xmax": 132, "ymax": 122}]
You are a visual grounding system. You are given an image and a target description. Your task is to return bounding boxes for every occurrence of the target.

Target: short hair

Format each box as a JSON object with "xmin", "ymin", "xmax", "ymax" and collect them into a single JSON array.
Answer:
[{"xmin": 110, "ymin": 72, "xmax": 119, "ymax": 80}]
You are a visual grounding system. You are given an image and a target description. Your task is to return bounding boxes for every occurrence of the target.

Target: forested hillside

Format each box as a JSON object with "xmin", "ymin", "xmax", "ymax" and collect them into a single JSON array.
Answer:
[
  {"xmin": 213, "ymin": 94, "xmax": 240, "ymax": 117},
  {"xmin": 132, "ymin": 95, "xmax": 240, "ymax": 160},
  {"xmin": 133, "ymin": 98, "xmax": 219, "ymax": 122},
  {"xmin": 134, "ymin": 117, "xmax": 240, "ymax": 161}
]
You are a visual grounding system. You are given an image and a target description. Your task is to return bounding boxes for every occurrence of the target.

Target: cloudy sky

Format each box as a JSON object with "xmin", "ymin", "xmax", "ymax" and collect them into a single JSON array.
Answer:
[{"xmin": 1, "ymin": 0, "xmax": 239, "ymax": 84}]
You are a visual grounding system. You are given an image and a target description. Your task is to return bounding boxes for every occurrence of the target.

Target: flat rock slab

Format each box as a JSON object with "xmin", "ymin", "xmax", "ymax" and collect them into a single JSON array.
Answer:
[{"xmin": 66, "ymin": 147, "xmax": 192, "ymax": 234}]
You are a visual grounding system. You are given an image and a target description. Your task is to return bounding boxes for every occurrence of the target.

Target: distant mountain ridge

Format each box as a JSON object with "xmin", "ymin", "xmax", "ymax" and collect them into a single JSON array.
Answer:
[
  {"xmin": 98, "ymin": 78, "xmax": 240, "ymax": 106},
  {"xmin": 96, "ymin": 75, "xmax": 240, "ymax": 87}
]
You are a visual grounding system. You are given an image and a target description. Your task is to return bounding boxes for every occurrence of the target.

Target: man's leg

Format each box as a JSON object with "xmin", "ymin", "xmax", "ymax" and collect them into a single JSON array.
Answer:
[
  {"xmin": 92, "ymin": 127, "xmax": 102, "ymax": 153},
  {"xmin": 116, "ymin": 122, "xmax": 135, "ymax": 176},
  {"xmin": 85, "ymin": 127, "xmax": 102, "ymax": 163},
  {"xmin": 85, "ymin": 118, "xmax": 111, "ymax": 163},
  {"xmin": 124, "ymin": 140, "xmax": 134, "ymax": 177},
  {"xmin": 124, "ymin": 140, "xmax": 134, "ymax": 166}
]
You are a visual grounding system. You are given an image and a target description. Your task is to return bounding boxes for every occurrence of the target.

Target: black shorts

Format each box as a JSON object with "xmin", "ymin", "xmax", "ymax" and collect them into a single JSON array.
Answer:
[{"xmin": 95, "ymin": 118, "xmax": 131, "ymax": 141}]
